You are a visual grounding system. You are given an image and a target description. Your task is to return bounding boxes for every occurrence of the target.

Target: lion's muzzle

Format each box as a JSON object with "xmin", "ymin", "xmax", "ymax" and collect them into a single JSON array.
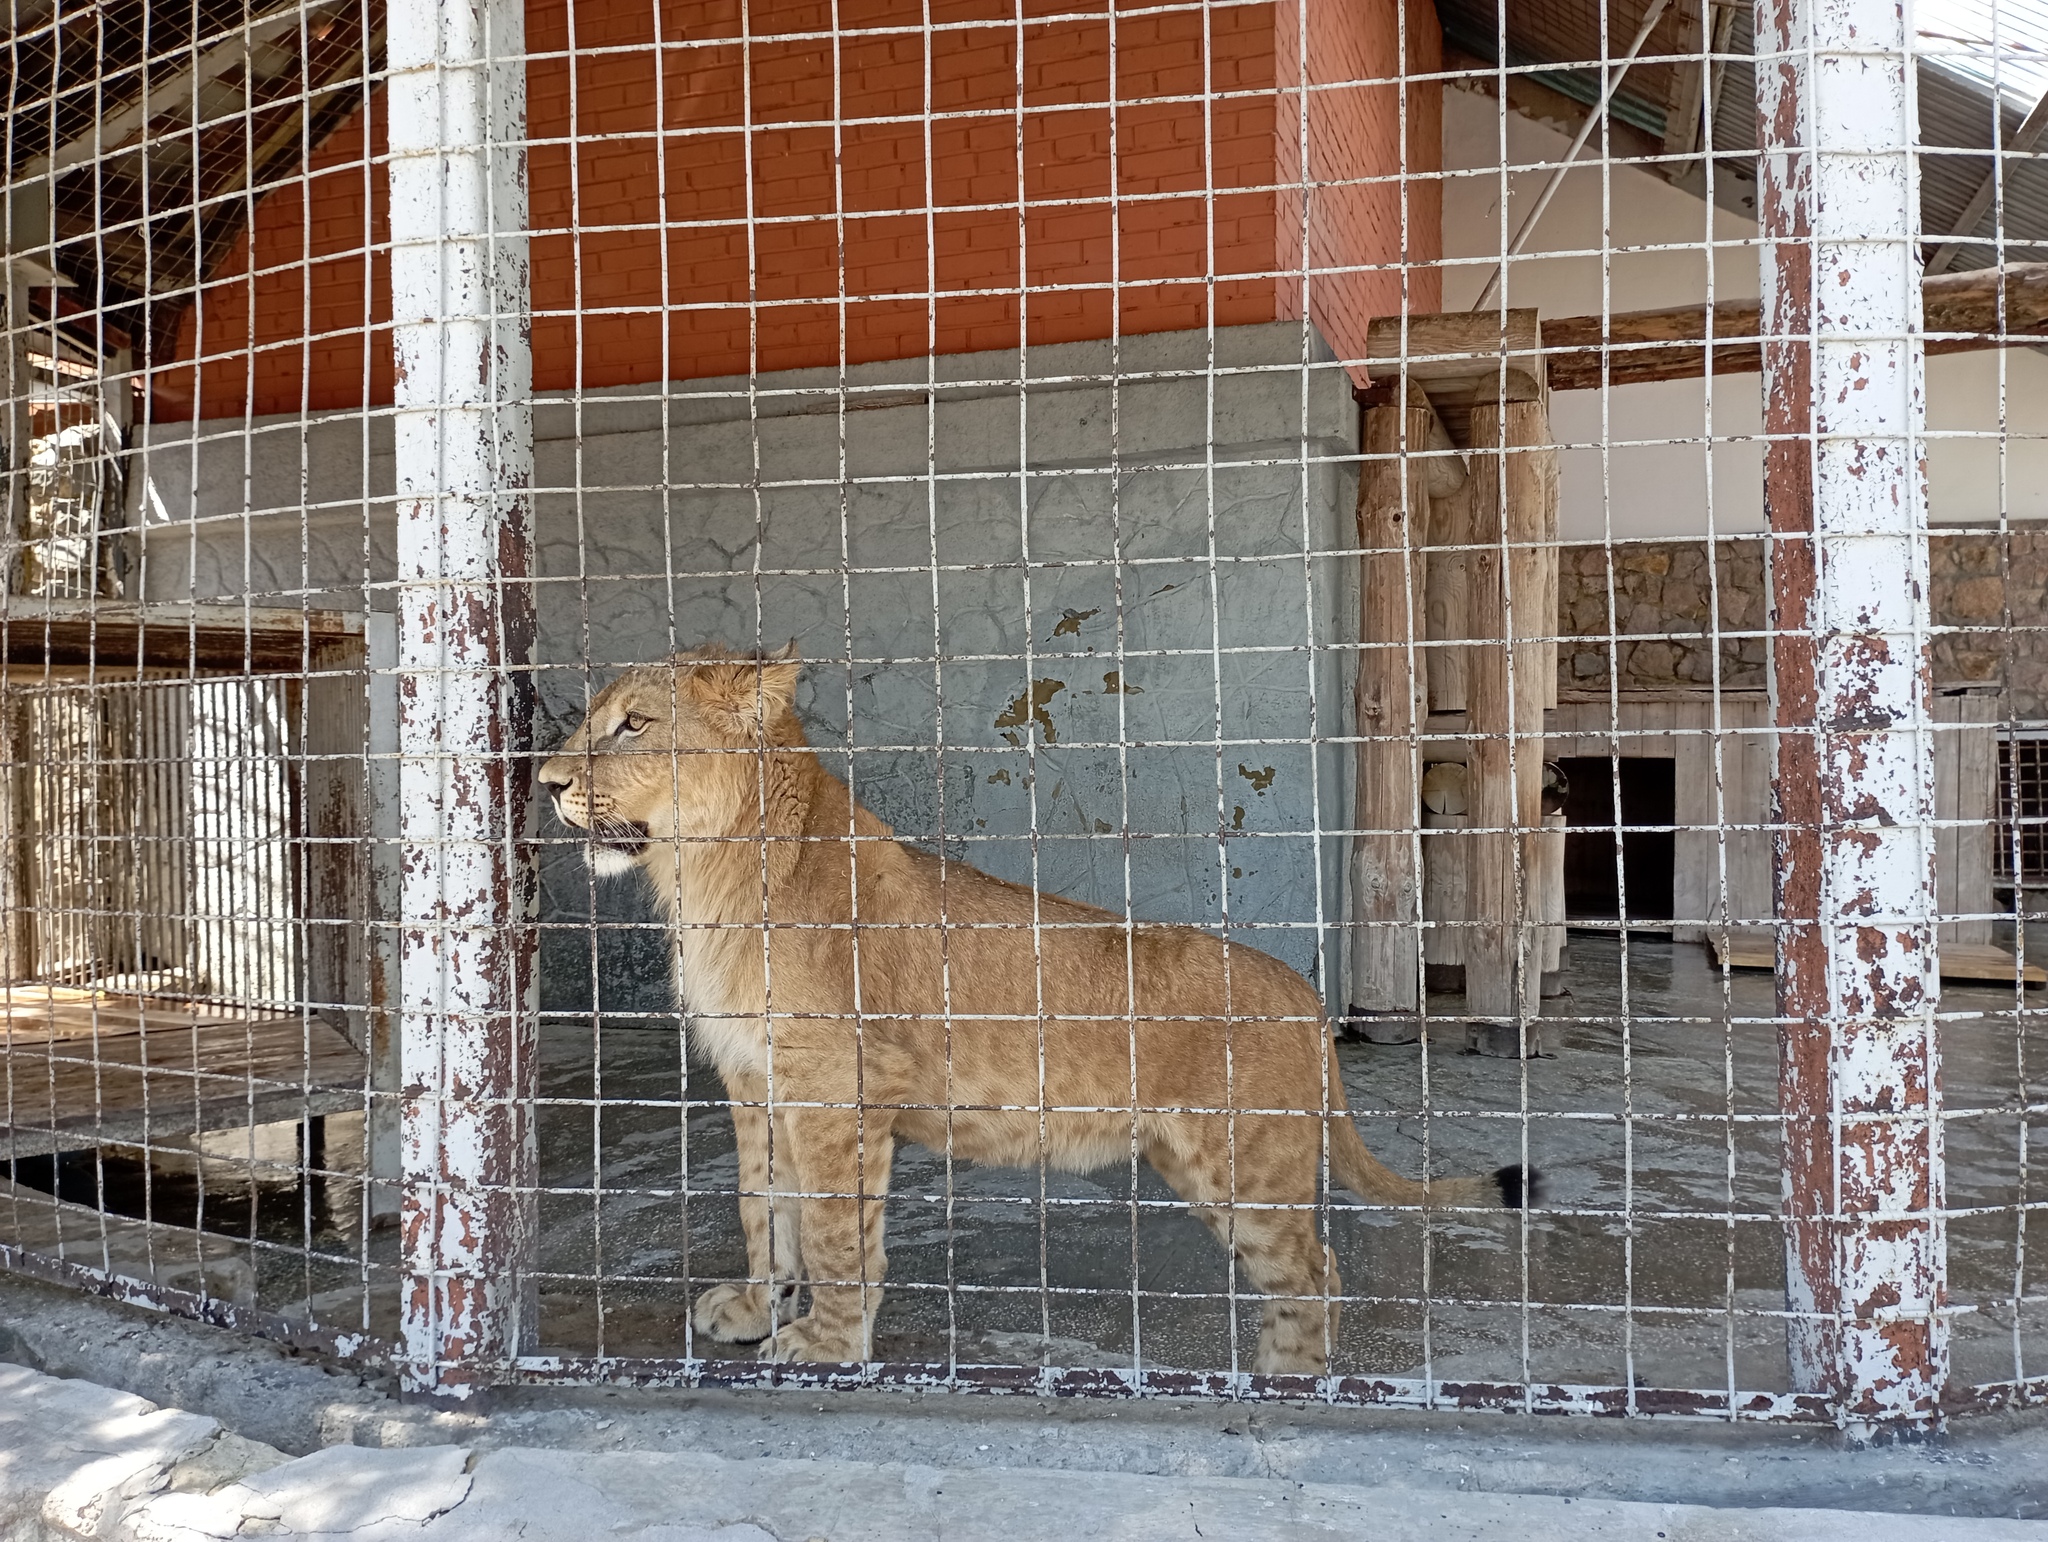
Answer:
[{"xmin": 537, "ymin": 758, "xmax": 650, "ymax": 868}]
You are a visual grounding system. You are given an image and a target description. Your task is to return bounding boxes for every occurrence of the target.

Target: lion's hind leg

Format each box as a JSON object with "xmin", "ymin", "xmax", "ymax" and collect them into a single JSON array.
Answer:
[{"xmin": 1143, "ymin": 1117, "xmax": 1340, "ymax": 1376}]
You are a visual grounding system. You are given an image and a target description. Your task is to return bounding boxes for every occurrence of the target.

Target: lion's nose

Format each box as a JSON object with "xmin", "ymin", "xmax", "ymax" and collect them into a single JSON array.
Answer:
[{"xmin": 537, "ymin": 759, "xmax": 575, "ymax": 792}]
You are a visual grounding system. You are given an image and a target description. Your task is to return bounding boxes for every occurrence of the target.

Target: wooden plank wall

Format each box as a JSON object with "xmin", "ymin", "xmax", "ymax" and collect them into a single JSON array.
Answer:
[
  {"xmin": 303, "ymin": 637, "xmax": 377, "ymax": 1052},
  {"xmin": 1544, "ymin": 691, "xmax": 1775, "ymax": 944}
]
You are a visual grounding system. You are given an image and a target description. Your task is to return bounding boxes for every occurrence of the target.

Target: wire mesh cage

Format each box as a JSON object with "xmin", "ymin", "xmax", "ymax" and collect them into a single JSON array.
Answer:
[{"xmin": 1, "ymin": 0, "xmax": 2045, "ymax": 1432}]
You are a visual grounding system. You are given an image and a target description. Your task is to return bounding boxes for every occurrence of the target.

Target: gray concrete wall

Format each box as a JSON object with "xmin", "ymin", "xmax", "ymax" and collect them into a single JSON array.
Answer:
[{"xmin": 126, "ymin": 322, "xmax": 1361, "ymax": 1009}]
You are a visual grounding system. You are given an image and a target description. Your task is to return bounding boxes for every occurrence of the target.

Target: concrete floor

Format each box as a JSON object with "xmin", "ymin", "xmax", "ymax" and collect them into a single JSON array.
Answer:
[{"xmin": 6, "ymin": 932, "xmax": 2043, "ymax": 1401}]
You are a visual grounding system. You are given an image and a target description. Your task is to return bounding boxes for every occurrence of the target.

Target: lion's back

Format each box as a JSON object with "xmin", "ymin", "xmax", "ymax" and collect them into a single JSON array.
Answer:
[{"xmin": 849, "ymin": 841, "xmax": 1327, "ymax": 1103}]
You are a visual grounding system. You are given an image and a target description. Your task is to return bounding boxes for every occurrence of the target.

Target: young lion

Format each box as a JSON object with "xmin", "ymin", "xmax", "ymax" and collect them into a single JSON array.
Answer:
[{"xmin": 538, "ymin": 646, "xmax": 1534, "ymax": 1373}]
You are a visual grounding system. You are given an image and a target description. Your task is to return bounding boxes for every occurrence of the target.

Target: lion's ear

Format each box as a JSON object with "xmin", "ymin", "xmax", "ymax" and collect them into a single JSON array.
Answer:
[
  {"xmin": 695, "ymin": 655, "xmax": 801, "ymax": 730},
  {"xmin": 756, "ymin": 654, "xmax": 801, "ymax": 717}
]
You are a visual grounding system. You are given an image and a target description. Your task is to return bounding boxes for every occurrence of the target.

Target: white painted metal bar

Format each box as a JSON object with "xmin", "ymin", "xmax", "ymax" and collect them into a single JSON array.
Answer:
[
  {"xmin": 1756, "ymin": 0, "xmax": 1946, "ymax": 1430},
  {"xmin": 387, "ymin": 0, "xmax": 538, "ymax": 1404}
]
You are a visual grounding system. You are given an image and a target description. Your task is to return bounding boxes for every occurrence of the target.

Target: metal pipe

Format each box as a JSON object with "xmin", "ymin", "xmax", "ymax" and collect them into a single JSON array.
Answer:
[
  {"xmin": 1756, "ymin": 0, "xmax": 1945, "ymax": 1432},
  {"xmin": 1469, "ymin": 0, "xmax": 1673, "ymax": 314},
  {"xmin": 387, "ymin": 0, "xmax": 537, "ymax": 1404}
]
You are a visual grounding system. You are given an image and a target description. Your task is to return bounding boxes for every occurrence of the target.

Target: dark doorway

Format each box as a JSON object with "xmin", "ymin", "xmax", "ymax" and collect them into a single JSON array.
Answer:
[{"xmin": 1558, "ymin": 756, "xmax": 1675, "ymax": 922}]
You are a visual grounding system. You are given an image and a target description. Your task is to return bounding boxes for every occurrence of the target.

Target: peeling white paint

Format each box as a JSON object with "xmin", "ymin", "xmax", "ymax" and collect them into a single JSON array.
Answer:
[
  {"xmin": 1759, "ymin": 0, "xmax": 1947, "ymax": 1425},
  {"xmin": 389, "ymin": 0, "xmax": 539, "ymax": 1401}
]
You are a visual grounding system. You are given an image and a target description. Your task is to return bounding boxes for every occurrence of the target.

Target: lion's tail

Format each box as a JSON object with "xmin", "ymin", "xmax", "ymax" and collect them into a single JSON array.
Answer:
[{"xmin": 1323, "ymin": 1047, "xmax": 1539, "ymax": 1210}]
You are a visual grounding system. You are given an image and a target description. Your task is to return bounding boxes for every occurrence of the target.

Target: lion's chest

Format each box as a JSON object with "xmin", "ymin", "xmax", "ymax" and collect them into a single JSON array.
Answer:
[{"xmin": 672, "ymin": 930, "xmax": 769, "ymax": 1077}]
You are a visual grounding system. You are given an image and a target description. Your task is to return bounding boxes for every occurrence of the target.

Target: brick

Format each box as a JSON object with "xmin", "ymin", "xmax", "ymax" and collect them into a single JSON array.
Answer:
[
  {"xmin": 1021, "ymin": 21, "xmax": 1112, "ymax": 107},
  {"xmin": 931, "ymin": 32, "xmax": 1017, "ymax": 112},
  {"xmin": 153, "ymin": 0, "xmax": 1441, "ymax": 417}
]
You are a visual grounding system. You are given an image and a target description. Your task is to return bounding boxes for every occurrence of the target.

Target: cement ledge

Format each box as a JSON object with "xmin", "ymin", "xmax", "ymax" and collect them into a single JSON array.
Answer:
[
  {"xmin": 6, "ymin": 1270, "xmax": 2048, "ymax": 1530},
  {"xmin": 7, "ymin": 1362, "xmax": 2048, "ymax": 1542}
]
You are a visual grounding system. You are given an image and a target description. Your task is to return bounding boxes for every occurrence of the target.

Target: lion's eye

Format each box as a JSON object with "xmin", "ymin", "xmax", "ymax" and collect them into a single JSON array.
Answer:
[{"xmin": 618, "ymin": 713, "xmax": 651, "ymax": 736}]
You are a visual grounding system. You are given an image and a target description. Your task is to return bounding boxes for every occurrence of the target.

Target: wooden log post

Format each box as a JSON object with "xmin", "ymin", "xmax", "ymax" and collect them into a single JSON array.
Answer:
[
  {"xmin": 1345, "ymin": 385, "xmax": 1434, "ymax": 1034},
  {"xmin": 1425, "ymin": 465, "xmax": 1473, "ymax": 714},
  {"xmin": 1465, "ymin": 396, "xmax": 1556, "ymax": 1053}
]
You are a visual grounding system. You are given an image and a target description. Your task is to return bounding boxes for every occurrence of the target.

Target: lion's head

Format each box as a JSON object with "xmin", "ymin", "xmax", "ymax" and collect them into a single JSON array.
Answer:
[{"xmin": 537, "ymin": 644, "xmax": 803, "ymax": 875}]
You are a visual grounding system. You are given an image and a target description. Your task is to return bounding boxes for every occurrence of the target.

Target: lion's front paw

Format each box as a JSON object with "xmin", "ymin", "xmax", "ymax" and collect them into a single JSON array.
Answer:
[
  {"xmin": 763, "ymin": 1313, "xmax": 867, "ymax": 1365},
  {"xmin": 693, "ymin": 1280, "xmax": 796, "ymax": 1344}
]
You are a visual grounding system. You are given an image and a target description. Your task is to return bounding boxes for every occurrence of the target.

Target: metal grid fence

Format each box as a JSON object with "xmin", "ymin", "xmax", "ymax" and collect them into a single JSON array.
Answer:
[{"xmin": 1, "ymin": 0, "xmax": 2045, "ymax": 1435}]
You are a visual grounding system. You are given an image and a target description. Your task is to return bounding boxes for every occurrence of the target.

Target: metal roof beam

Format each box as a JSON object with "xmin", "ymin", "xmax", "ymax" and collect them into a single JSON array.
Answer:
[
  {"xmin": 1926, "ymin": 85, "xmax": 2048, "ymax": 275},
  {"xmin": 25, "ymin": 1, "xmax": 337, "ymax": 178}
]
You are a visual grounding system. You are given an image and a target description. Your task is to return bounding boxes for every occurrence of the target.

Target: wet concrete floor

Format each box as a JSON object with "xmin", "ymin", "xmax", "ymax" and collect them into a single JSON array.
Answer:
[
  {"xmin": 9, "ymin": 932, "xmax": 2040, "ymax": 1397},
  {"xmin": 520, "ymin": 932, "xmax": 2048, "ymax": 1394}
]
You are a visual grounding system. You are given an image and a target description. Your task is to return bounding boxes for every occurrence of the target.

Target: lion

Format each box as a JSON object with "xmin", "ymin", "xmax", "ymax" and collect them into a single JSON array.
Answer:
[{"xmin": 538, "ymin": 645, "xmax": 1535, "ymax": 1373}]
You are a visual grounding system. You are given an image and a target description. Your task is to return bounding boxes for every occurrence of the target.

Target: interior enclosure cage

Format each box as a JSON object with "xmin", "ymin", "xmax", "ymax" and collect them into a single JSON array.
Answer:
[{"xmin": 2, "ymin": 0, "xmax": 2046, "ymax": 1432}]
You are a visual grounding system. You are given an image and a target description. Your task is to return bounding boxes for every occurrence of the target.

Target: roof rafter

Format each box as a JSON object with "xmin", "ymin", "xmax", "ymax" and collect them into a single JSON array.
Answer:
[
  {"xmin": 27, "ymin": 1, "xmax": 341, "ymax": 178},
  {"xmin": 1927, "ymin": 85, "xmax": 2048, "ymax": 275}
]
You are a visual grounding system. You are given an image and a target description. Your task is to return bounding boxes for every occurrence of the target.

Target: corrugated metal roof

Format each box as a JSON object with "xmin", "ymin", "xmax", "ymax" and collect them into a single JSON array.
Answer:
[
  {"xmin": 0, "ymin": 0, "xmax": 380, "ymax": 363},
  {"xmin": 1438, "ymin": 0, "xmax": 1685, "ymax": 139},
  {"xmin": 1920, "ymin": 0, "xmax": 2048, "ymax": 107},
  {"xmin": 1447, "ymin": 0, "xmax": 2048, "ymax": 272},
  {"xmin": 1920, "ymin": 53, "xmax": 2048, "ymax": 268}
]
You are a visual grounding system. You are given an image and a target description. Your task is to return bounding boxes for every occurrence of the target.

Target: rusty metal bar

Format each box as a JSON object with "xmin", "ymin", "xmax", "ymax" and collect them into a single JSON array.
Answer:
[
  {"xmin": 388, "ymin": 0, "xmax": 538, "ymax": 1404},
  {"xmin": 1756, "ymin": 0, "xmax": 1945, "ymax": 1429}
]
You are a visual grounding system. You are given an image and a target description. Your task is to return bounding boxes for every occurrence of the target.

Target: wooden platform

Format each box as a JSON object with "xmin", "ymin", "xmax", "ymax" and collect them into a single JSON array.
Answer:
[
  {"xmin": 0, "ymin": 598, "xmax": 360, "ymax": 674},
  {"xmin": 1, "ymin": 986, "xmax": 366, "ymax": 1160},
  {"xmin": 1706, "ymin": 935, "xmax": 2046, "ymax": 986}
]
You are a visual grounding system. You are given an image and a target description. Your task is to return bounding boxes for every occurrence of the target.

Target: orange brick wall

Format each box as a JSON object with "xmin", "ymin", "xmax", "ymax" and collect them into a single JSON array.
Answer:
[
  {"xmin": 157, "ymin": 0, "xmax": 1441, "ymax": 419},
  {"xmin": 152, "ymin": 87, "xmax": 391, "ymax": 420},
  {"xmin": 1275, "ymin": 0, "xmax": 1442, "ymax": 355}
]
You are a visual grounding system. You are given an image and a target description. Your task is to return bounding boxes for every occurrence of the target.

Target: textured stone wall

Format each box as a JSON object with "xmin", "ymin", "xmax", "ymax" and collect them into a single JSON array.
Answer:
[
  {"xmin": 1929, "ymin": 529, "xmax": 2048, "ymax": 717},
  {"xmin": 1555, "ymin": 538, "xmax": 1769, "ymax": 694},
  {"xmin": 1557, "ymin": 531, "xmax": 2048, "ymax": 722}
]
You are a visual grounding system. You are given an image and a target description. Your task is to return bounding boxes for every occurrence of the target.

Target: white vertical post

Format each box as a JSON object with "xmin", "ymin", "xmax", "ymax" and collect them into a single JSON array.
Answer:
[
  {"xmin": 388, "ymin": 0, "xmax": 538, "ymax": 1402},
  {"xmin": 1756, "ymin": 0, "xmax": 1945, "ymax": 1428}
]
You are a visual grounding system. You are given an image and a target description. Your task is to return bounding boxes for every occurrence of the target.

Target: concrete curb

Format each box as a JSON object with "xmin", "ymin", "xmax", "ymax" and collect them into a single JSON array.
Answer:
[{"xmin": 6, "ymin": 1362, "xmax": 2048, "ymax": 1541}]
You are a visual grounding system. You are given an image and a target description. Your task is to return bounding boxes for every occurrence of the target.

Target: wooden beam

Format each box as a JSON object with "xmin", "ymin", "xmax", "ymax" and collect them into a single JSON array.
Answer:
[
  {"xmin": 1542, "ymin": 262, "xmax": 2048, "ymax": 391},
  {"xmin": 0, "ymin": 600, "xmax": 358, "ymax": 673},
  {"xmin": 1366, "ymin": 309, "xmax": 1543, "ymax": 447},
  {"xmin": 1663, "ymin": 0, "xmax": 1740, "ymax": 175},
  {"xmin": 27, "ymin": 3, "xmax": 343, "ymax": 178},
  {"xmin": 1366, "ymin": 309, "xmax": 1542, "ymax": 397},
  {"xmin": 1661, "ymin": 0, "xmax": 1707, "ymax": 163},
  {"xmin": 1346, "ymin": 386, "xmax": 1434, "ymax": 1024},
  {"xmin": 1462, "ymin": 399, "xmax": 1554, "ymax": 1049}
]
